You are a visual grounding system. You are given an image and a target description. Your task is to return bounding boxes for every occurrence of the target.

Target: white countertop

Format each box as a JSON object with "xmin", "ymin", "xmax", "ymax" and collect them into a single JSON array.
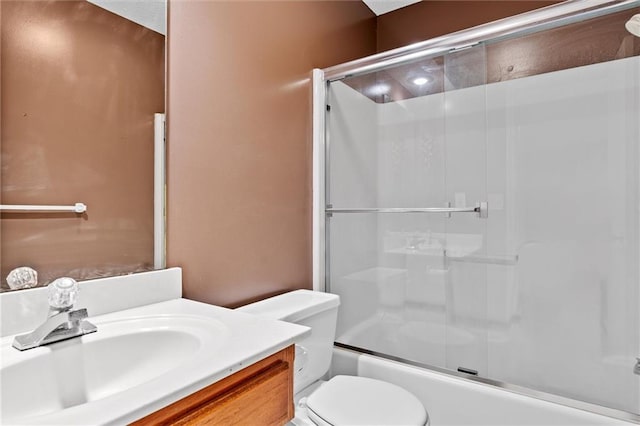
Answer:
[{"xmin": 2, "ymin": 298, "xmax": 309, "ymax": 425}]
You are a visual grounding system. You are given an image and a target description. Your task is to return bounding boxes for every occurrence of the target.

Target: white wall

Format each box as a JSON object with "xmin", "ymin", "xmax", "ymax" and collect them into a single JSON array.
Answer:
[{"xmin": 485, "ymin": 55, "xmax": 640, "ymax": 413}]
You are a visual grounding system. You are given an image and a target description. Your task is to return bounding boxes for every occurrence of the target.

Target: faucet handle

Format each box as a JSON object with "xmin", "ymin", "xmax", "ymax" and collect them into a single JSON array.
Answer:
[
  {"xmin": 6, "ymin": 266, "xmax": 38, "ymax": 290},
  {"xmin": 48, "ymin": 277, "xmax": 79, "ymax": 310}
]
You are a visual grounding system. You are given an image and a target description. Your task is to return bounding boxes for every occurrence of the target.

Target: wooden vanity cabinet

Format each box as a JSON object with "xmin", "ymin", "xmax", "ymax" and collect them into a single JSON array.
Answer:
[{"xmin": 132, "ymin": 345, "xmax": 295, "ymax": 426}]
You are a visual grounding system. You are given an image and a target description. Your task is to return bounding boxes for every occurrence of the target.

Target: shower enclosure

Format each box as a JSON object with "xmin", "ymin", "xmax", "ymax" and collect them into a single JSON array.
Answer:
[{"xmin": 314, "ymin": 1, "xmax": 640, "ymax": 421}]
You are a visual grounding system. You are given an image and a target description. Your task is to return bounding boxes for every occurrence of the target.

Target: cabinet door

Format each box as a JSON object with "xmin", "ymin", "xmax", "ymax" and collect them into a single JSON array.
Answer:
[{"xmin": 133, "ymin": 345, "xmax": 294, "ymax": 426}]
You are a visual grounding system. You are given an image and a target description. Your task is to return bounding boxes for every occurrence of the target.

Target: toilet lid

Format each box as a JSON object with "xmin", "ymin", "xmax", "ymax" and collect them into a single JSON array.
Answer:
[{"xmin": 306, "ymin": 375, "xmax": 428, "ymax": 426}]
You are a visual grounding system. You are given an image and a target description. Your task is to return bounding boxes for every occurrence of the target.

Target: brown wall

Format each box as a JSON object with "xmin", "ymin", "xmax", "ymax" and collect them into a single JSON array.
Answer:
[
  {"xmin": 167, "ymin": 1, "xmax": 376, "ymax": 307},
  {"xmin": 1, "ymin": 0, "xmax": 164, "ymax": 288},
  {"xmin": 169, "ymin": 1, "xmax": 610, "ymax": 308},
  {"xmin": 377, "ymin": 1, "xmax": 561, "ymax": 52}
]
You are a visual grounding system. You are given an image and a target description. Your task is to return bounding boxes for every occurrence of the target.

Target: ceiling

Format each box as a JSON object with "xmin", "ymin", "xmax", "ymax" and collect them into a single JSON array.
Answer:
[
  {"xmin": 87, "ymin": 0, "xmax": 166, "ymax": 35},
  {"xmin": 87, "ymin": 0, "xmax": 418, "ymax": 35},
  {"xmin": 362, "ymin": 0, "xmax": 422, "ymax": 16}
]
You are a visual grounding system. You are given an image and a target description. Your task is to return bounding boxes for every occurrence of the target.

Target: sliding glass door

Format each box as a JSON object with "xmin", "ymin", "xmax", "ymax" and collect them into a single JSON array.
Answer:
[
  {"xmin": 324, "ymin": 4, "xmax": 640, "ymax": 416},
  {"xmin": 326, "ymin": 43, "xmax": 491, "ymax": 376}
]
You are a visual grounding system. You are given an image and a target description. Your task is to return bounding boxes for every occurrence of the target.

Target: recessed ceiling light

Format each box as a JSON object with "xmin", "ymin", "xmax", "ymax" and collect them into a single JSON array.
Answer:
[
  {"xmin": 368, "ymin": 83, "xmax": 390, "ymax": 96},
  {"xmin": 412, "ymin": 77, "xmax": 429, "ymax": 86}
]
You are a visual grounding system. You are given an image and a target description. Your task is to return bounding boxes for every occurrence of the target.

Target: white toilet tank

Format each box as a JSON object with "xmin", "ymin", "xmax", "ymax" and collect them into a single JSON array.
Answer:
[{"xmin": 236, "ymin": 290, "xmax": 340, "ymax": 394}]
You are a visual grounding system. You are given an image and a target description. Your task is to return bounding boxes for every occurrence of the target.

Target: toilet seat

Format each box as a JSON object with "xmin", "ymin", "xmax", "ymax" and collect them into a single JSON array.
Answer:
[{"xmin": 306, "ymin": 375, "xmax": 429, "ymax": 426}]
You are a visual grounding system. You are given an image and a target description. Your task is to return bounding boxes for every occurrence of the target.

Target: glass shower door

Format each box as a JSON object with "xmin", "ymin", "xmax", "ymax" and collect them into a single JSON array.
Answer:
[
  {"xmin": 325, "ymin": 43, "xmax": 491, "ymax": 376},
  {"xmin": 441, "ymin": 44, "xmax": 489, "ymax": 375},
  {"xmin": 323, "ymin": 3, "xmax": 640, "ymax": 418},
  {"xmin": 482, "ymin": 14, "xmax": 640, "ymax": 412}
]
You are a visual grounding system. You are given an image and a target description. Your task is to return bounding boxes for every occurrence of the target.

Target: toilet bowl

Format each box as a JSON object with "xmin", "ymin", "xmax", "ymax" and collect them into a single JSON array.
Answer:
[
  {"xmin": 305, "ymin": 375, "xmax": 428, "ymax": 426},
  {"xmin": 237, "ymin": 290, "xmax": 429, "ymax": 426}
]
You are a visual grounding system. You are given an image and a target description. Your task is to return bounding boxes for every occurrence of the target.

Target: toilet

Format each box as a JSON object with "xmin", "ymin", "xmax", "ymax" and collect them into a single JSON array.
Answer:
[{"xmin": 237, "ymin": 290, "xmax": 430, "ymax": 426}]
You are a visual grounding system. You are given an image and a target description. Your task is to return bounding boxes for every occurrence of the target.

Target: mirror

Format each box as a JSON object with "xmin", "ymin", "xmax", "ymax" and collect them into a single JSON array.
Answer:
[{"xmin": 0, "ymin": 0, "xmax": 166, "ymax": 291}]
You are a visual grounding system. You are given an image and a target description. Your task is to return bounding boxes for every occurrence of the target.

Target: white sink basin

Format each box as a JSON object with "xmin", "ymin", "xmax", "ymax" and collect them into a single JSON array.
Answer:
[
  {"xmin": 1, "ymin": 315, "xmax": 225, "ymax": 423},
  {"xmin": 0, "ymin": 299, "xmax": 308, "ymax": 425}
]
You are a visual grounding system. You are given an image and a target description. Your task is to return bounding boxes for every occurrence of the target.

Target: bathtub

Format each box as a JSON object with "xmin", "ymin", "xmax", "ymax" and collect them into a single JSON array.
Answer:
[{"xmin": 330, "ymin": 347, "xmax": 636, "ymax": 425}]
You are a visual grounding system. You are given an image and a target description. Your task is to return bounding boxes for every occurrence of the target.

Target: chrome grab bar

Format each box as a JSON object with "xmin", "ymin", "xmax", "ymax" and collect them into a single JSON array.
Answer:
[
  {"xmin": 0, "ymin": 203, "xmax": 87, "ymax": 213},
  {"xmin": 326, "ymin": 202, "xmax": 488, "ymax": 218}
]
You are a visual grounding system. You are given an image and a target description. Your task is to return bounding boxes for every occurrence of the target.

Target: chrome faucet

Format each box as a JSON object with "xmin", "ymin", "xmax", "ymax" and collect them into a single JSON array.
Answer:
[{"xmin": 12, "ymin": 277, "xmax": 97, "ymax": 351}]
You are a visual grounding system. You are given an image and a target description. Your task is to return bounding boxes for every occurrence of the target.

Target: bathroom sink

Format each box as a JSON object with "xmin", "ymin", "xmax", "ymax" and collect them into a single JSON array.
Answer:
[
  {"xmin": 0, "ymin": 271, "xmax": 309, "ymax": 425},
  {"xmin": 1, "ymin": 315, "xmax": 225, "ymax": 423}
]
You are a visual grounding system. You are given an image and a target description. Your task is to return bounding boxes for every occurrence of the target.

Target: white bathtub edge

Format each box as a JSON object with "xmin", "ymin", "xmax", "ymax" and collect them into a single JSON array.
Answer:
[{"xmin": 331, "ymin": 347, "xmax": 636, "ymax": 426}]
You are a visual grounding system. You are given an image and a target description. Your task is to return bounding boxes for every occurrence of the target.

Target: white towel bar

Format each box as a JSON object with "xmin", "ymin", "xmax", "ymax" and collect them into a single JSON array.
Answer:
[{"xmin": 0, "ymin": 203, "xmax": 87, "ymax": 213}]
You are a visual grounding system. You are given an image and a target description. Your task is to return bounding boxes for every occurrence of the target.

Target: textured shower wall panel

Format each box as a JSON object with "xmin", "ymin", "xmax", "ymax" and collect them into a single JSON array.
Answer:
[
  {"xmin": 377, "ymin": 95, "xmax": 446, "ymax": 208},
  {"xmin": 485, "ymin": 55, "xmax": 640, "ymax": 413},
  {"xmin": 374, "ymin": 94, "xmax": 448, "ymax": 366}
]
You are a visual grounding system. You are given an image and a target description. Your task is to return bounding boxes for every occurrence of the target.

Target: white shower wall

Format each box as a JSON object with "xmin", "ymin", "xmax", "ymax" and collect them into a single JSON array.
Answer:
[
  {"xmin": 326, "ymin": 55, "xmax": 640, "ymax": 413},
  {"xmin": 483, "ymin": 54, "xmax": 640, "ymax": 412}
]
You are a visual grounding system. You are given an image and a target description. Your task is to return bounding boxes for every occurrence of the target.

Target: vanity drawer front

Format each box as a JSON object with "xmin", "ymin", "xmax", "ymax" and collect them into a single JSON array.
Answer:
[
  {"xmin": 174, "ymin": 357, "xmax": 291, "ymax": 425},
  {"xmin": 132, "ymin": 345, "xmax": 294, "ymax": 426}
]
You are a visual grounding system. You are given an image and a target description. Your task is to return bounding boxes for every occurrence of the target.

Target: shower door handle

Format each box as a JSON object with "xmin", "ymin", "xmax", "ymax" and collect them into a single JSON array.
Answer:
[{"xmin": 326, "ymin": 202, "xmax": 488, "ymax": 218}]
